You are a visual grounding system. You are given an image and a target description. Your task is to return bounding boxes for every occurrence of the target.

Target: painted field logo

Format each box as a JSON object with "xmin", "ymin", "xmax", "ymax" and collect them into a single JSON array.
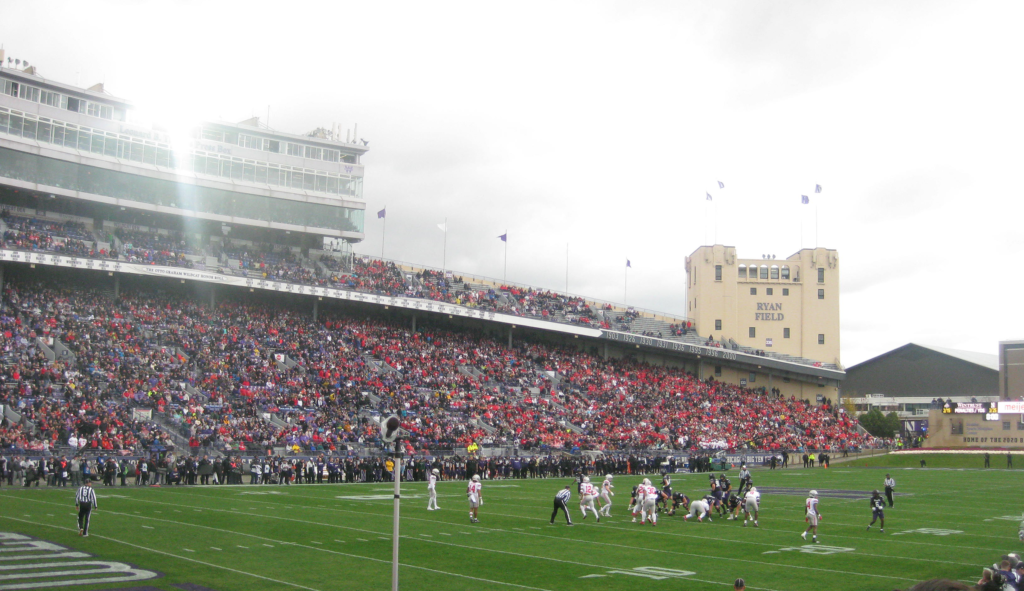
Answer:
[
  {"xmin": 765, "ymin": 545, "xmax": 855, "ymax": 556},
  {"xmin": 891, "ymin": 528, "xmax": 962, "ymax": 536},
  {"xmin": 0, "ymin": 531, "xmax": 160, "ymax": 589}
]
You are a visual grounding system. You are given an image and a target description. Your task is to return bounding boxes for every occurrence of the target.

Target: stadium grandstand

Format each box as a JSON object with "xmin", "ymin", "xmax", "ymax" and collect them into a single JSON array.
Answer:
[{"xmin": 0, "ymin": 63, "xmax": 870, "ymax": 465}]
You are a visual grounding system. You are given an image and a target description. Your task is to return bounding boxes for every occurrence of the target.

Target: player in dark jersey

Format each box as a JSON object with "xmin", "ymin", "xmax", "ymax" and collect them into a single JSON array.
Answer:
[
  {"xmin": 658, "ymin": 481, "xmax": 673, "ymax": 514},
  {"xmin": 668, "ymin": 492, "xmax": 689, "ymax": 516},
  {"xmin": 717, "ymin": 475, "xmax": 732, "ymax": 516},
  {"xmin": 709, "ymin": 474, "xmax": 723, "ymax": 513},
  {"xmin": 866, "ymin": 490, "xmax": 885, "ymax": 533},
  {"xmin": 726, "ymin": 492, "xmax": 743, "ymax": 520},
  {"xmin": 628, "ymin": 484, "xmax": 639, "ymax": 514}
]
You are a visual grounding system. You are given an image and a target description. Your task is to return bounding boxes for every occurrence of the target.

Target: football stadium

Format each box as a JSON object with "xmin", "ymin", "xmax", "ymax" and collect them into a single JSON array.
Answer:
[{"xmin": 1, "ymin": 14, "xmax": 1023, "ymax": 591}]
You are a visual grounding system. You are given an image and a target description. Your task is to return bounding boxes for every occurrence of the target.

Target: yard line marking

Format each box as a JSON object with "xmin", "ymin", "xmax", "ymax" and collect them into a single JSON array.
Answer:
[
  {"xmin": 211, "ymin": 547, "xmax": 222, "ymax": 551},
  {"xmin": 183, "ymin": 548, "xmax": 195, "ymax": 552},
  {"xmin": 141, "ymin": 525, "xmax": 154, "ymax": 529},
  {"xmin": 154, "ymin": 510, "xmax": 162, "ymax": 513},
  {"xmin": 46, "ymin": 514, "xmax": 53, "ymax": 517},
  {"xmin": 334, "ymin": 540, "xmax": 345, "ymax": 543},
  {"xmin": 378, "ymin": 537, "xmax": 389, "ymax": 540},
  {"xmin": 356, "ymin": 538, "xmax": 368, "ymax": 542},
  {"xmin": 311, "ymin": 541, "xmax": 322, "ymax": 545},
  {"xmin": 0, "ymin": 516, "xmax": 323, "ymax": 591},
  {"xmin": 263, "ymin": 544, "xmax": 275, "ymax": 547},
  {"xmin": 439, "ymin": 533, "xmax": 452, "ymax": 536},
  {"xmin": 420, "ymin": 534, "xmax": 432, "ymax": 537},
  {"xmin": 238, "ymin": 545, "xmax": 249, "ymax": 549}
]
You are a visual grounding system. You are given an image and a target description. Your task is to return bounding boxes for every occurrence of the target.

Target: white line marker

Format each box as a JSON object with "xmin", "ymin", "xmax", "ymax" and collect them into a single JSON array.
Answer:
[
  {"xmin": 183, "ymin": 548, "xmax": 195, "ymax": 553},
  {"xmin": 335, "ymin": 540, "xmax": 346, "ymax": 543},
  {"xmin": 439, "ymin": 533, "xmax": 452, "ymax": 536},
  {"xmin": 580, "ymin": 574, "xmax": 608, "ymax": 578},
  {"xmin": 311, "ymin": 541, "xmax": 322, "ymax": 545},
  {"xmin": 378, "ymin": 537, "xmax": 389, "ymax": 540},
  {"xmin": 154, "ymin": 511, "xmax": 162, "ymax": 513},
  {"xmin": 174, "ymin": 510, "xmax": 182, "ymax": 513},
  {"xmin": 238, "ymin": 546, "xmax": 249, "ymax": 549},
  {"xmin": 356, "ymin": 538, "xmax": 368, "ymax": 542},
  {"xmin": 142, "ymin": 525, "xmax": 154, "ymax": 530},
  {"xmin": 211, "ymin": 547, "xmax": 222, "ymax": 551},
  {"xmin": 420, "ymin": 534, "xmax": 432, "ymax": 537},
  {"xmin": 263, "ymin": 544, "xmax": 274, "ymax": 548},
  {"xmin": 46, "ymin": 514, "xmax": 53, "ymax": 517}
]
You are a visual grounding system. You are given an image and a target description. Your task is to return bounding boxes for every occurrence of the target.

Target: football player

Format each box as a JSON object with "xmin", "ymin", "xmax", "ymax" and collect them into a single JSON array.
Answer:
[
  {"xmin": 658, "ymin": 477, "xmax": 673, "ymax": 514},
  {"xmin": 742, "ymin": 486, "xmax": 760, "ymax": 527},
  {"xmin": 579, "ymin": 476, "xmax": 601, "ymax": 521},
  {"xmin": 684, "ymin": 496, "xmax": 712, "ymax": 522},
  {"xmin": 427, "ymin": 468, "xmax": 440, "ymax": 511},
  {"xmin": 726, "ymin": 491, "xmax": 743, "ymax": 520},
  {"xmin": 801, "ymin": 490, "xmax": 821, "ymax": 543},
  {"xmin": 866, "ymin": 490, "xmax": 884, "ymax": 533},
  {"xmin": 709, "ymin": 474, "xmax": 723, "ymax": 513},
  {"xmin": 638, "ymin": 478, "xmax": 658, "ymax": 525},
  {"xmin": 629, "ymin": 481, "xmax": 641, "ymax": 522},
  {"xmin": 599, "ymin": 474, "xmax": 615, "ymax": 517},
  {"xmin": 668, "ymin": 492, "xmax": 689, "ymax": 516},
  {"xmin": 717, "ymin": 474, "xmax": 732, "ymax": 516},
  {"xmin": 467, "ymin": 474, "xmax": 482, "ymax": 523}
]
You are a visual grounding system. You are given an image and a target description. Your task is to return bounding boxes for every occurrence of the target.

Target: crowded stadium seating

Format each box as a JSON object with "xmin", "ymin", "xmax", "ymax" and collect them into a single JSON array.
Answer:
[{"xmin": 0, "ymin": 273, "xmax": 876, "ymax": 458}]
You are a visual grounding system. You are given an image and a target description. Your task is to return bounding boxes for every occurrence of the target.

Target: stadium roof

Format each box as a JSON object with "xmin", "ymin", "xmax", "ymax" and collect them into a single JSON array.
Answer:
[
  {"xmin": 910, "ymin": 343, "xmax": 998, "ymax": 372},
  {"xmin": 842, "ymin": 342, "xmax": 998, "ymax": 399}
]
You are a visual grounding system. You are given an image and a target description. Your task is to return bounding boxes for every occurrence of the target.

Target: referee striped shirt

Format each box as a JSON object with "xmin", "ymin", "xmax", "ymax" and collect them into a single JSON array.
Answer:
[
  {"xmin": 555, "ymin": 488, "xmax": 571, "ymax": 503},
  {"xmin": 76, "ymin": 485, "xmax": 98, "ymax": 507},
  {"xmin": 884, "ymin": 477, "xmax": 895, "ymax": 489}
]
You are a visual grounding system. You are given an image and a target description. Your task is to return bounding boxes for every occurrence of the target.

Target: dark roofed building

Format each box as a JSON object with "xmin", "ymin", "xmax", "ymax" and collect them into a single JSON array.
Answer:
[{"xmin": 842, "ymin": 343, "xmax": 998, "ymax": 401}]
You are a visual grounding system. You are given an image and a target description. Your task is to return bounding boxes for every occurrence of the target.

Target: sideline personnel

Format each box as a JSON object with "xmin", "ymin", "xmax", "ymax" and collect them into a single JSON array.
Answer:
[{"xmin": 76, "ymin": 479, "xmax": 98, "ymax": 536}]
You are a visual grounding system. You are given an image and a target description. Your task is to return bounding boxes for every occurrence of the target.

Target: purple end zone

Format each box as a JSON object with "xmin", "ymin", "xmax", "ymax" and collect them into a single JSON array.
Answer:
[{"xmin": 173, "ymin": 584, "xmax": 222, "ymax": 591}]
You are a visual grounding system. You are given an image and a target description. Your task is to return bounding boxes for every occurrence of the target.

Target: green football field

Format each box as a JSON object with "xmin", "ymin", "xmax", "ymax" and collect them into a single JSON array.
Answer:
[{"xmin": 1, "ymin": 460, "xmax": 1019, "ymax": 591}]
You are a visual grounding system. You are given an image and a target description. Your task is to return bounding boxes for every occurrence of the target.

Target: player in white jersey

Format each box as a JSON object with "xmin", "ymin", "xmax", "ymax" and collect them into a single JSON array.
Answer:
[
  {"xmin": 684, "ymin": 498, "xmax": 711, "ymax": 522},
  {"xmin": 467, "ymin": 474, "xmax": 482, "ymax": 523},
  {"xmin": 639, "ymin": 481, "xmax": 659, "ymax": 526},
  {"xmin": 742, "ymin": 486, "xmax": 760, "ymax": 527},
  {"xmin": 599, "ymin": 474, "xmax": 614, "ymax": 516},
  {"xmin": 427, "ymin": 468, "xmax": 440, "ymax": 510},
  {"xmin": 579, "ymin": 477, "xmax": 601, "ymax": 521},
  {"xmin": 801, "ymin": 490, "xmax": 821, "ymax": 543}
]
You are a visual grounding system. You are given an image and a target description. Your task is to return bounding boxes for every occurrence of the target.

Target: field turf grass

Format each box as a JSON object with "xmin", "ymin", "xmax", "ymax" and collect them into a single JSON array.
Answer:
[
  {"xmin": 1, "ymin": 460, "xmax": 1020, "ymax": 591},
  {"xmin": 842, "ymin": 452, "xmax": 1020, "ymax": 469}
]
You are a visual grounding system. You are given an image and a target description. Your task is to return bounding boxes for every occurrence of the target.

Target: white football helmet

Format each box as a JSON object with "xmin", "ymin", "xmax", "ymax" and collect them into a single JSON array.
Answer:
[
  {"xmin": 749, "ymin": 486, "xmax": 757, "ymax": 494},
  {"xmin": 809, "ymin": 490, "xmax": 818, "ymax": 497},
  {"xmin": 605, "ymin": 474, "xmax": 613, "ymax": 480},
  {"xmin": 431, "ymin": 468, "xmax": 439, "ymax": 475},
  {"xmin": 642, "ymin": 478, "xmax": 651, "ymax": 486},
  {"xmin": 472, "ymin": 474, "xmax": 480, "ymax": 482},
  {"xmin": 583, "ymin": 476, "xmax": 590, "ymax": 483}
]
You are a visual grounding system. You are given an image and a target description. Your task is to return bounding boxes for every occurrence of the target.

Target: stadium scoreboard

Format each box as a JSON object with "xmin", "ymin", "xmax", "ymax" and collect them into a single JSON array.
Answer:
[{"xmin": 942, "ymin": 402, "xmax": 1000, "ymax": 421}]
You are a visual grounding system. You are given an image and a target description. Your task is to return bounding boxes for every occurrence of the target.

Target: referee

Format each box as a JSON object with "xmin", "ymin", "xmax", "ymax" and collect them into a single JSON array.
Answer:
[
  {"xmin": 76, "ymin": 479, "xmax": 98, "ymax": 536},
  {"xmin": 884, "ymin": 474, "xmax": 896, "ymax": 508},
  {"xmin": 551, "ymin": 484, "xmax": 574, "ymax": 526}
]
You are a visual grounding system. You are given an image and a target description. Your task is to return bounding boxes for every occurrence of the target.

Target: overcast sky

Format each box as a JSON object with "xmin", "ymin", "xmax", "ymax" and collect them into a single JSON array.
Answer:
[{"xmin": 5, "ymin": 1, "xmax": 1022, "ymax": 366}]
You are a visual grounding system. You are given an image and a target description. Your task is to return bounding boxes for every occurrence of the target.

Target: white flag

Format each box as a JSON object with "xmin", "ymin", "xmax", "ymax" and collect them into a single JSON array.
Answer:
[{"xmin": 437, "ymin": 222, "xmax": 447, "ymax": 233}]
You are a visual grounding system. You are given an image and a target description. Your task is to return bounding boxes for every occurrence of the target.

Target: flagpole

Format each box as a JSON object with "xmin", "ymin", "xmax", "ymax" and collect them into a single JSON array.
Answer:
[
  {"xmin": 815, "ymin": 204, "xmax": 818, "ymax": 248},
  {"xmin": 704, "ymin": 200, "xmax": 708, "ymax": 246},
  {"xmin": 714, "ymin": 199, "xmax": 718, "ymax": 245},
  {"xmin": 381, "ymin": 214, "xmax": 386, "ymax": 259},
  {"xmin": 565, "ymin": 243, "xmax": 569, "ymax": 294},
  {"xmin": 503, "ymin": 230, "xmax": 507, "ymax": 283},
  {"xmin": 442, "ymin": 217, "xmax": 447, "ymax": 275}
]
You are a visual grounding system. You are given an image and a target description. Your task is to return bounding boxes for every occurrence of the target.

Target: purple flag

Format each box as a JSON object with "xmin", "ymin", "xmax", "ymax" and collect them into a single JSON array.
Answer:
[
  {"xmin": 377, "ymin": 208, "xmax": 386, "ymax": 219},
  {"xmin": 626, "ymin": 259, "xmax": 632, "ymax": 268},
  {"xmin": 718, "ymin": 181, "xmax": 724, "ymax": 189},
  {"xmin": 801, "ymin": 195, "xmax": 810, "ymax": 205},
  {"xmin": 498, "ymin": 233, "xmax": 507, "ymax": 242},
  {"xmin": 706, "ymin": 192, "xmax": 713, "ymax": 201},
  {"xmin": 815, "ymin": 184, "xmax": 822, "ymax": 193}
]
